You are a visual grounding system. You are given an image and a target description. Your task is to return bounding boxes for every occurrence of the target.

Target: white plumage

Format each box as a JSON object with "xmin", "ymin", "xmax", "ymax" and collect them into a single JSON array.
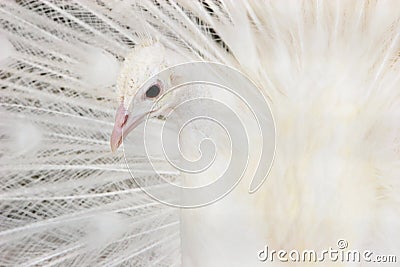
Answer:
[{"xmin": 0, "ymin": 1, "xmax": 399, "ymax": 266}]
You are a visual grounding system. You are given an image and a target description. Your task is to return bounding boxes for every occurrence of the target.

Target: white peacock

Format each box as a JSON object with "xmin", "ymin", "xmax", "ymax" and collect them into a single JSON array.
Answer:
[{"xmin": 0, "ymin": 1, "xmax": 399, "ymax": 266}]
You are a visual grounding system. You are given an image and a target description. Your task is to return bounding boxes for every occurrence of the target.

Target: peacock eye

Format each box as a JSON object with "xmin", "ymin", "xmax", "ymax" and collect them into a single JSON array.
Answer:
[{"xmin": 145, "ymin": 84, "xmax": 161, "ymax": 98}]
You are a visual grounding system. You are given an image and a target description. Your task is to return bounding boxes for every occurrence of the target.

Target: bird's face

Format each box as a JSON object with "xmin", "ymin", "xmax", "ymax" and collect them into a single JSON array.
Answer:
[{"xmin": 110, "ymin": 41, "xmax": 176, "ymax": 152}]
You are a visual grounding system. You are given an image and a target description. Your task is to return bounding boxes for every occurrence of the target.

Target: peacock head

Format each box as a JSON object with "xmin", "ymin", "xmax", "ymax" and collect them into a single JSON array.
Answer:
[{"xmin": 110, "ymin": 41, "xmax": 179, "ymax": 152}]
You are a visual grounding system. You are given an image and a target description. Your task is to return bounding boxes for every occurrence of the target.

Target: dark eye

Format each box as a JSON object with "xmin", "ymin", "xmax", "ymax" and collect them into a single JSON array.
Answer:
[{"xmin": 145, "ymin": 85, "xmax": 161, "ymax": 98}]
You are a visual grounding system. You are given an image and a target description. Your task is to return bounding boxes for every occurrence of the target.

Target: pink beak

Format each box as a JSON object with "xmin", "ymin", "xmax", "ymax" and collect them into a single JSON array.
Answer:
[{"xmin": 110, "ymin": 102, "xmax": 147, "ymax": 152}]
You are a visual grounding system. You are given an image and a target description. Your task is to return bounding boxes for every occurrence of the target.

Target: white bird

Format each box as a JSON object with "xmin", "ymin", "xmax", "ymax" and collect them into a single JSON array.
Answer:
[{"xmin": 0, "ymin": 1, "xmax": 399, "ymax": 266}]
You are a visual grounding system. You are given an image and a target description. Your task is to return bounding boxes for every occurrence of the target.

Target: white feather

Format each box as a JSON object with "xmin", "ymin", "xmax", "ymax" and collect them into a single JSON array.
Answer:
[{"xmin": 0, "ymin": 34, "xmax": 15, "ymax": 63}]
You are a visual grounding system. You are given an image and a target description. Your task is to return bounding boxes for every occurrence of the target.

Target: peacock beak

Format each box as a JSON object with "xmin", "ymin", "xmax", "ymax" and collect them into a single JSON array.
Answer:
[{"xmin": 110, "ymin": 102, "xmax": 147, "ymax": 152}]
